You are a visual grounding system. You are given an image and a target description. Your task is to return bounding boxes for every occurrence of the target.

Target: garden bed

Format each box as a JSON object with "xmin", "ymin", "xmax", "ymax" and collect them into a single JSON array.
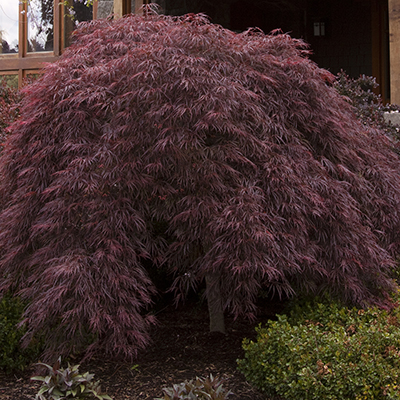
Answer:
[{"xmin": 0, "ymin": 300, "xmax": 282, "ymax": 399}]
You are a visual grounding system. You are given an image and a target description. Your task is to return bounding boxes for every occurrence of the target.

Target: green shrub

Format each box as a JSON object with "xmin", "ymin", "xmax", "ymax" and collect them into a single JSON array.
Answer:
[
  {"xmin": 0, "ymin": 294, "xmax": 42, "ymax": 372},
  {"xmin": 31, "ymin": 357, "xmax": 112, "ymax": 400},
  {"xmin": 334, "ymin": 71, "xmax": 400, "ymax": 141},
  {"xmin": 0, "ymin": 76, "xmax": 20, "ymax": 154},
  {"xmin": 155, "ymin": 374, "xmax": 233, "ymax": 400},
  {"xmin": 237, "ymin": 297, "xmax": 400, "ymax": 400}
]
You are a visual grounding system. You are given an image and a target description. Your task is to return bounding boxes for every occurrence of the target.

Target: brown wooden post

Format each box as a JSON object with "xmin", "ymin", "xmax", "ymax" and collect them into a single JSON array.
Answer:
[
  {"xmin": 135, "ymin": 0, "xmax": 147, "ymax": 14},
  {"xmin": 113, "ymin": 0, "xmax": 124, "ymax": 18},
  {"xmin": 389, "ymin": 0, "xmax": 400, "ymax": 104}
]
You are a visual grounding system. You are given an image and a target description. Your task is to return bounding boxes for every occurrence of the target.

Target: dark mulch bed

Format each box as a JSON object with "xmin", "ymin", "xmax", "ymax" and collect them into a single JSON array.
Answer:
[{"xmin": 0, "ymin": 300, "xmax": 283, "ymax": 399}]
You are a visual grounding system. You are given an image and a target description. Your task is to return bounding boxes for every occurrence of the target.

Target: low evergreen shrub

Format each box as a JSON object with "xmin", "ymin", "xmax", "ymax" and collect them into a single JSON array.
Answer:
[
  {"xmin": 0, "ymin": 294, "xmax": 42, "ymax": 372},
  {"xmin": 0, "ymin": 76, "xmax": 20, "ymax": 154},
  {"xmin": 238, "ymin": 297, "xmax": 400, "ymax": 400},
  {"xmin": 334, "ymin": 71, "xmax": 400, "ymax": 141}
]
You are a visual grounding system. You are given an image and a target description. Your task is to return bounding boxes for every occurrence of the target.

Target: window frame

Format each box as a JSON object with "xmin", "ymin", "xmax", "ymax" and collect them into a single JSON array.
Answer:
[
  {"xmin": 0, "ymin": 0, "xmax": 63, "ymax": 86},
  {"xmin": 0, "ymin": 1, "xmax": 142, "ymax": 86},
  {"xmin": 0, "ymin": 0, "xmax": 99, "ymax": 87}
]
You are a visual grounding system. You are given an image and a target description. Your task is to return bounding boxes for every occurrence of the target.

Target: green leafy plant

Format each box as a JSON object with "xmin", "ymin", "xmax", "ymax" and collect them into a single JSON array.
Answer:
[
  {"xmin": 31, "ymin": 358, "xmax": 112, "ymax": 400},
  {"xmin": 238, "ymin": 297, "xmax": 400, "ymax": 400},
  {"xmin": 155, "ymin": 374, "xmax": 233, "ymax": 400},
  {"xmin": 0, "ymin": 76, "xmax": 20, "ymax": 154},
  {"xmin": 334, "ymin": 71, "xmax": 400, "ymax": 141},
  {"xmin": 130, "ymin": 364, "xmax": 139, "ymax": 372},
  {"xmin": 0, "ymin": 294, "xmax": 42, "ymax": 372}
]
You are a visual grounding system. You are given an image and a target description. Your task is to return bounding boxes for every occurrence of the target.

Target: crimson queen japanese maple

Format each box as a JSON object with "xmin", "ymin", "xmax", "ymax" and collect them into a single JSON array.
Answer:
[{"xmin": 1, "ymin": 11, "xmax": 400, "ymax": 360}]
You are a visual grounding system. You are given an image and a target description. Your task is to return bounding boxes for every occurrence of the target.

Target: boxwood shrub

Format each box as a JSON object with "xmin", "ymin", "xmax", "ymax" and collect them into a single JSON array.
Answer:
[
  {"xmin": 237, "ymin": 297, "xmax": 400, "ymax": 400},
  {"xmin": 0, "ymin": 76, "xmax": 20, "ymax": 155},
  {"xmin": 0, "ymin": 294, "xmax": 42, "ymax": 372},
  {"xmin": 334, "ymin": 71, "xmax": 400, "ymax": 141}
]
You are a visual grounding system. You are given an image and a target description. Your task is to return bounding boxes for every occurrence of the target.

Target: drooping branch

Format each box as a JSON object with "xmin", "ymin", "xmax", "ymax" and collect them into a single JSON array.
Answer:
[{"xmin": 1, "ymin": 11, "xmax": 400, "ymax": 361}]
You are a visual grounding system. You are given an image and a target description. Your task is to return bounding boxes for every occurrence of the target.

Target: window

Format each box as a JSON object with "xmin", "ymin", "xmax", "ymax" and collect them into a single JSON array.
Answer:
[
  {"xmin": 0, "ymin": 1, "xmax": 154, "ymax": 87},
  {"xmin": 0, "ymin": 2, "xmax": 19, "ymax": 54},
  {"xmin": 0, "ymin": 0, "xmax": 94, "ymax": 87}
]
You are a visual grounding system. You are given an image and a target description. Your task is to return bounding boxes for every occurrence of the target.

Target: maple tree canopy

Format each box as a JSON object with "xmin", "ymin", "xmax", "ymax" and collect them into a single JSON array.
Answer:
[{"xmin": 1, "ymin": 12, "xmax": 400, "ymax": 360}]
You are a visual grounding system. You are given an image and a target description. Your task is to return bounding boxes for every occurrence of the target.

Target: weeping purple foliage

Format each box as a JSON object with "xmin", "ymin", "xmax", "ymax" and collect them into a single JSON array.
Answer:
[{"xmin": 1, "ymin": 11, "xmax": 400, "ymax": 360}]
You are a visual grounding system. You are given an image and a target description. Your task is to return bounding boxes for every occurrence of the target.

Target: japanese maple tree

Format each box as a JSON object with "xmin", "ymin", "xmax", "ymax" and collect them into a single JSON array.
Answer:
[{"xmin": 1, "ymin": 11, "xmax": 400, "ymax": 361}]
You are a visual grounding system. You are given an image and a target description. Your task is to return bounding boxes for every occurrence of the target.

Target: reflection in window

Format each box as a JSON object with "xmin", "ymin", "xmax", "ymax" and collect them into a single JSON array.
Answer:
[
  {"xmin": 64, "ymin": 1, "xmax": 93, "ymax": 48},
  {"xmin": 0, "ymin": 74, "xmax": 18, "ymax": 89},
  {"xmin": 0, "ymin": 3, "xmax": 19, "ymax": 54},
  {"xmin": 27, "ymin": 0, "xmax": 54, "ymax": 52}
]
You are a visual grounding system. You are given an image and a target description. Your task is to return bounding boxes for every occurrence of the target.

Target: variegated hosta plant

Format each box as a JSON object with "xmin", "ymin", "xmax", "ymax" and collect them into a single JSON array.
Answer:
[
  {"xmin": 31, "ymin": 358, "xmax": 112, "ymax": 399},
  {"xmin": 155, "ymin": 374, "xmax": 233, "ymax": 400}
]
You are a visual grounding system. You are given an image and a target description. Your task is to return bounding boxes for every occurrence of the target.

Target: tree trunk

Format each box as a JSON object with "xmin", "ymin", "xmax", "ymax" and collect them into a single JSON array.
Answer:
[{"xmin": 205, "ymin": 273, "xmax": 225, "ymax": 334}]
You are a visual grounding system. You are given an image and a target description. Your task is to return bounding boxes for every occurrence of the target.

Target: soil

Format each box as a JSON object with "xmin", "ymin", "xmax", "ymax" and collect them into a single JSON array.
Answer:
[{"xmin": 0, "ymin": 299, "xmax": 284, "ymax": 400}]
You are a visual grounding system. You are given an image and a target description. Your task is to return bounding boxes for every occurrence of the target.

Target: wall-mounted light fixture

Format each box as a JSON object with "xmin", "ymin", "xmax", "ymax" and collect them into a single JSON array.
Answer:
[{"xmin": 313, "ymin": 21, "xmax": 326, "ymax": 36}]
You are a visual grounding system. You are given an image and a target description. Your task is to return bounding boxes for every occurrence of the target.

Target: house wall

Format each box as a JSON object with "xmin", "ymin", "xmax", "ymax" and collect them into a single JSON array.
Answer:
[
  {"xmin": 159, "ymin": 0, "xmax": 390, "ymax": 101},
  {"xmin": 307, "ymin": 0, "xmax": 373, "ymax": 78},
  {"xmin": 163, "ymin": 1, "xmax": 373, "ymax": 75},
  {"xmin": 0, "ymin": 0, "xmax": 396, "ymax": 102},
  {"xmin": 389, "ymin": 0, "xmax": 400, "ymax": 104}
]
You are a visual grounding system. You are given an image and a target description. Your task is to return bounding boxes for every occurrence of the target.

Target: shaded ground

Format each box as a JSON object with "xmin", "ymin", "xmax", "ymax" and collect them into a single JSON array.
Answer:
[{"xmin": 0, "ymin": 300, "xmax": 284, "ymax": 399}]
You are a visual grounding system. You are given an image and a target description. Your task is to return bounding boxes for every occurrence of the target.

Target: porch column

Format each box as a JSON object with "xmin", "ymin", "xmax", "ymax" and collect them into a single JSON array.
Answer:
[
  {"xmin": 389, "ymin": 0, "xmax": 400, "ymax": 104},
  {"xmin": 113, "ymin": 0, "xmax": 123, "ymax": 17},
  {"xmin": 134, "ymin": 0, "xmax": 147, "ymax": 14}
]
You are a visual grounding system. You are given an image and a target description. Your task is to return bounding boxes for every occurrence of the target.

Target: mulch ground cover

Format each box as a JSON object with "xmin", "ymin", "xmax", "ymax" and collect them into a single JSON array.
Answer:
[{"xmin": 0, "ymin": 299, "xmax": 284, "ymax": 399}]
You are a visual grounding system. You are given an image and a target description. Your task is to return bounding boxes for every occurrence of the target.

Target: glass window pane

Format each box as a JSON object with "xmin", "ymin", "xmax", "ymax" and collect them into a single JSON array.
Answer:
[
  {"xmin": 0, "ymin": 2, "xmax": 19, "ymax": 54},
  {"xmin": 64, "ymin": 1, "xmax": 93, "ymax": 48},
  {"xmin": 27, "ymin": 0, "xmax": 54, "ymax": 52},
  {"xmin": 25, "ymin": 72, "xmax": 41, "ymax": 85},
  {"xmin": 71, "ymin": 1, "xmax": 93, "ymax": 23},
  {"xmin": 0, "ymin": 74, "xmax": 18, "ymax": 89}
]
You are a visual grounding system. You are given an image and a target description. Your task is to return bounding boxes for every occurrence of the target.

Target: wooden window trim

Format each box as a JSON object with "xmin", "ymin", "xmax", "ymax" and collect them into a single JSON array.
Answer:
[{"xmin": 0, "ymin": 0, "xmax": 63, "ymax": 86}]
